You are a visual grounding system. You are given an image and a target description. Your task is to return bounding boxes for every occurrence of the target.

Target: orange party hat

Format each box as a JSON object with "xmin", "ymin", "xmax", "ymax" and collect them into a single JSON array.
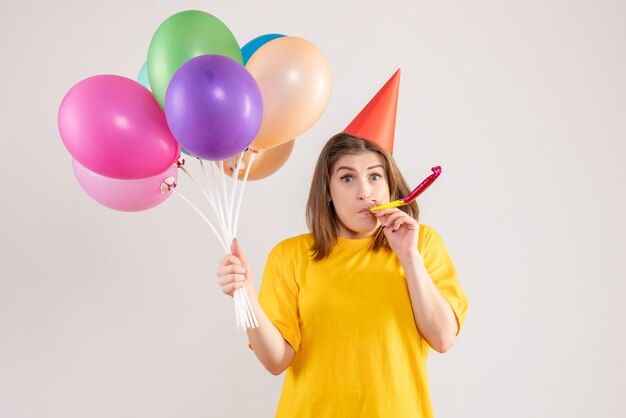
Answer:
[{"xmin": 343, "ymin": 69, "xmax": 400, "ymax": 153}]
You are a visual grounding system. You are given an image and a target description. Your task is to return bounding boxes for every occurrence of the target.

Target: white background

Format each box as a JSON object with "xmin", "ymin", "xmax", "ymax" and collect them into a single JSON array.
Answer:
[{"xmin": 1, "ymin": 0, "xmax": 625, "ymax": 417}]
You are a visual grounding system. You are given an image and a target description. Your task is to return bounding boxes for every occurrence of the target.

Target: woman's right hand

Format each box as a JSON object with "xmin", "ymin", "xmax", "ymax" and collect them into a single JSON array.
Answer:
[
  {"xmin": 216, "ymin": 239, "xmax": 254, "ymax": 297},
  {"xmin": 218, "ymin": 239, "xmax": 295, "ymax": 375}
]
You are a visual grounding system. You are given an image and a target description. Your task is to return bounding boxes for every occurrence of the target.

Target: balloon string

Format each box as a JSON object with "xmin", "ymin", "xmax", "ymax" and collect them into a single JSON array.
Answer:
[
  {"xmin": 228, "ymin": 152, "xmax": 258, "ymax": 329},
  {"xmin": 177, "ymin": 158, "xmax": 257, "ymax": 330},
  {"xmin": 170, "ymin": 161, "xmax": 256, "ymax": 330},
  {"xmin": 234, "ymin": 290, "xmax": 242, "ymax": 328},
  {"xmin": 213, "ymin": 161, "xmax": 233, "ymax": 245},
  {"xmin": 198, "ymin": 159, "xmax": 229, "ymax": 243},
  {"xmin": 232, "ymin": 151, "xmax": 259, "ymax": 330},
  {"xmin": 241, "ymin": 287, "xmax": 259, "ymax": 327},
  {"xmin": 233, "ymin": 151, "xmax": 256, "ymax": 239},
  {"xmin": 170, "ymin": 188, "xmax": 228, "ymax": 253},
  {"xmin": 182, "ymin": 162, "xmax": 231, "ymax": 245},
  {"xmin": 208, "ymin": 162, "xmax": 232, "ymax": 245},
  {"xmin": 232, "ymin": 153, "xmax": 245, "ymax": 184},
  {"xmin": 217, "ymin": 161, "xmax": 232, "ymax": 237},
  {"xmin": 178, "ymin": 165, "xmax": 215, "ymax": 207},
  {"xmin": 238, "ymin": 289, "xmax": 251, "ymax": 329},
  {"xmin": 234, "ymin": 280, "xmax": 258, "ymax": 329},
  {"xmin": 229, "ymin": 153, "xmax": 245, "ymax": 238},
  {"xmin": 234, "ymin": 286, "xmax": 250, "ymax": 329},
  {"xmin": 197, "ymin": 159, "xmax": 217, "ymax": 209}
]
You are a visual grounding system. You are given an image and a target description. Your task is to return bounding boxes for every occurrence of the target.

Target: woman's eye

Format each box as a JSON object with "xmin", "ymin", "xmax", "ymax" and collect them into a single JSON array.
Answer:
[
  {"xmin": 370, "ymin": 173, "xmax": 382, "ymax": 181},
  {"xmin": 340, "ymin": 175, "xmax": 353, "ymax": 183}
]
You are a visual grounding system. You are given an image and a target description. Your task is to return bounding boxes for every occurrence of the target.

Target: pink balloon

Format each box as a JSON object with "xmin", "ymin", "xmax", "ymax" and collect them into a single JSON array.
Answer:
[
  {"xmin": 72, "ymin": 159, "xmax": 178, "ymax": 212},
  {"xmin": 59, "ymin": 75, "xmax": 180, "ymax": 179}
]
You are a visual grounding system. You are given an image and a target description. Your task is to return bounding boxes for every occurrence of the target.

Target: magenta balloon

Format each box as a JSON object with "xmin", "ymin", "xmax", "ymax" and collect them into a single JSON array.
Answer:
[
  {"xmin": 59, "ymin": 75, "xmax": 180, "ymax": 179},
  {"xmin": 164, "ymin": 55, "xmax": 263, "ymax": 161},
  {"xmin": 72, "ymin": 159, "xmax": 178, "ymax": 212}
]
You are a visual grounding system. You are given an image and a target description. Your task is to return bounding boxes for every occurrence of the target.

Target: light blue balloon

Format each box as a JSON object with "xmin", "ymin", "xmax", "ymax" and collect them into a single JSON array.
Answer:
[
  {"xmin": 139, "ymin": 60, "xmax": 185, "ymax": 154},
  {"xmin": 137, "ymin": 61, "xmax": 151, "ymax": 90},
  {"xmin": 241, "ymin": 33, "xmax": 285, "ymax": 65}
]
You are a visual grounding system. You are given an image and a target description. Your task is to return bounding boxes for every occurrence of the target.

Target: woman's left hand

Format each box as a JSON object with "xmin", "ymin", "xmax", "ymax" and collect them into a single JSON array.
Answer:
[{"xmin": 374, "ymin": 208, "xmax": 420, "ymax": 259}]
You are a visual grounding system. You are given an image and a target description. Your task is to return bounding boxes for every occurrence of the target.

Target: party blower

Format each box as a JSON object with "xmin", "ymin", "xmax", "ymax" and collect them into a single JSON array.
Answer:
[{"xmin": 370, "ymin": 166, "xmax": 442, "ymax": 211}]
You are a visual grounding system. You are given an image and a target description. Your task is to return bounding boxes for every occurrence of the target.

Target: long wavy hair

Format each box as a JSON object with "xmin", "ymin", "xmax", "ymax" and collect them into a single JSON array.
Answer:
[{"xmin": 306, "ymin": 133, "xmax": 419, "ymax": 260}]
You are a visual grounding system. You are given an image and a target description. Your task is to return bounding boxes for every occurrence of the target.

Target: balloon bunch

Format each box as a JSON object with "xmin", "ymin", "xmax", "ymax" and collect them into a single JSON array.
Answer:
[{"xmin": 58, "ymin": 10, "xmax": 332, "ymax": 329}]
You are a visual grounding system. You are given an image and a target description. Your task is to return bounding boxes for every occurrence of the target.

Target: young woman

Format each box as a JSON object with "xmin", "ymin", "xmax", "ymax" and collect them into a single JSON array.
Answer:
[{"xmin": 217, "ymin": 132, "xmax": 468, "ymax": 417}]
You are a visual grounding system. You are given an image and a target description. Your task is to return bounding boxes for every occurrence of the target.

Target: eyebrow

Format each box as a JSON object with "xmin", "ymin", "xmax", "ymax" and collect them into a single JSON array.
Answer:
[{"xmin": 335, "ymin": 164, "xmax": 384, "ymax": 173}]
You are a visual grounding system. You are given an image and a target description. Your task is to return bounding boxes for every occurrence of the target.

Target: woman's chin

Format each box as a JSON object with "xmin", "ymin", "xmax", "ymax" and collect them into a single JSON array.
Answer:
[{"xmin": 339, "ymin": 221, "xmax": 379, "ymax": 239}]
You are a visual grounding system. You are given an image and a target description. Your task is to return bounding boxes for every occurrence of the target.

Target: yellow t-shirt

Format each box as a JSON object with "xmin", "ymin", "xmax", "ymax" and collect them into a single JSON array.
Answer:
[{"xmin": 255, "ymin": 224, "xmax": 468, "ymax": 417}]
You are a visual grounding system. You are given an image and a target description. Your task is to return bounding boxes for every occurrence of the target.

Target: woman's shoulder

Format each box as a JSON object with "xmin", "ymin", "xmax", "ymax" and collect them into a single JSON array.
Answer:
[
  {"xmin": 270, "ymin": 233, "xmax": 314, "ymax": 255},
  {"xmin": 419, "ymin": 223, "xmax": 447, "ymax": 248},
  {"xmin": 419, "ymin": 223, "xmax": 454, "ymax": 255},
  {"xmin": 420, "ymin": 223, "xmax": 435, "ymax": 237}
]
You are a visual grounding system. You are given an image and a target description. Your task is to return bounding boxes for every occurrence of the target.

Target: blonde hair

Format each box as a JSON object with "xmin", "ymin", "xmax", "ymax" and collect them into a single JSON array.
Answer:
[{"xmin": 306, "ymin": 133, "xmax": 419, "ymax": 260}]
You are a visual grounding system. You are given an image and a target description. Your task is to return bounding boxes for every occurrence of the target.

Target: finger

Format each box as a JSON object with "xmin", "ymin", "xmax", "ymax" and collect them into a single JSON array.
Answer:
[
  {"xmin": 219, "ymin": 254, "xmax": 242, "ymax": 267},
  {"xmin": 384, "ymin": 211, "xmax": 405, "ymax": 226},
  {"xmin": 231, "ymin": 238, "xmax": 250, "ymax": 269},
  {"xmin": 373, "ymin": 208, "xmax": 400, "ymax": 217},
  {"xmin": 230, "ymin": 238, "xmax": 246, "ymax": 261},
  {"xmin": 217, "ymin": 259, "xmax": 244, "ymax": 277},
  {"xmin": 225, "ymin": 264, "xmax": 246, "ymax": 275},
  {"xmin": 218, "ymin": 273, "xmax": 246, "ymax": 286},
  {"xmin": 393, "ymin": 217, "xmax": 406, "ymax": 231},
  {"xmin": 376, "ymin": 209, "xmax": 403, "ymax": 226},
  {"xmin": 217, "ymin": 266, "xmax": 246, "ymax": 281},
  {"xmin": 222, "ymin": 281, "xmax": 245, "ymax": 296},
  {"xmin": 393, "ymin": 216, "xmax": 418, "ymax": 231}
]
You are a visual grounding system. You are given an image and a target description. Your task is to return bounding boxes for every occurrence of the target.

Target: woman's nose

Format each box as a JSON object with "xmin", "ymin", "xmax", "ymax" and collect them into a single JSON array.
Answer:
[{"xmin": 357, "ymin": 185, "xmax": 372, "ymax": 200}]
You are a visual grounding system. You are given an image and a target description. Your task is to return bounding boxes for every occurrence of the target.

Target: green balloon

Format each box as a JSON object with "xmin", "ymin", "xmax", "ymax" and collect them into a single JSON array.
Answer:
[{"xmin": 147, "ymin": 10, "xmax": 243, "ymax": 108}]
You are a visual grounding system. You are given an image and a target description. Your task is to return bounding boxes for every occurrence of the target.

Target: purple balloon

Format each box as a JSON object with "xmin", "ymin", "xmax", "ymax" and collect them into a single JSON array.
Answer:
[{"xmin": 165, "ymin": 55, "xmax": 263, "ymax": 161}]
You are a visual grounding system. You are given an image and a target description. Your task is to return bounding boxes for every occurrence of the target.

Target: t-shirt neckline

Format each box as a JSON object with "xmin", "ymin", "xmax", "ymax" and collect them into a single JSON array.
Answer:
[{"xmin": 335, "ymin": 235, "xmax": 374, "ymax": 249}]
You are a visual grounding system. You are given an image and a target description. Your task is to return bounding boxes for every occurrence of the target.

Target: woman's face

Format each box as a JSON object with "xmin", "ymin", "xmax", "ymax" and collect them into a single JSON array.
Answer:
[{"xmin": 329, "ymin": 151, "xmax": 390, "ymax": 239}]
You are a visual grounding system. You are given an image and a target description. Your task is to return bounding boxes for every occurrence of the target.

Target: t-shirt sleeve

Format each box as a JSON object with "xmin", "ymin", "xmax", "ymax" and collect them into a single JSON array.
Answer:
[
  {"xmin": 420, "ymin": 225, "xmax": 469, "ymax": 336},
  {"xmin": 252, "ymin": 243, "xmax": 302, "ymax": 353}
]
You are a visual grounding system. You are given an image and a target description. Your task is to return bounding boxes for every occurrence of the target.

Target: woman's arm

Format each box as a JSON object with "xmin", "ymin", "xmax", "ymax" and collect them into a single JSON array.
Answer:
[
  {"xmin": 374, "ymin": 209, "xmax": 458, "ymax": 353},
  {"xmin": 397, "ymin": 253, "xmax": 458, "ymax": 353},
  {"xmin": 217, "ymin": 240, "xmax": 295, "ymax": 374},
  {"xmin": 245, "ymin": 287, "xmax": 295, "ymax": 375}
]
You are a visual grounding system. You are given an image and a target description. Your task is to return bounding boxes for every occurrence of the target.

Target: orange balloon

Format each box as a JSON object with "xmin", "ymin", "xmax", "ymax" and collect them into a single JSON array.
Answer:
[
  {"xmin": 222, "ymin": 140, "xmax": 295, "ymax": 181},
  {"xmin": 246, "ymin": 37, "xmax": 332, "ymax": 150}
]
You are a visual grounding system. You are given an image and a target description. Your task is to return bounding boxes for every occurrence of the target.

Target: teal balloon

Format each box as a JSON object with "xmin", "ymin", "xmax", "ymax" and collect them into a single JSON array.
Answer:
[
  {"xmin": 241, "ymin": 33, "xmax": 285, "ymax": 65},
  {"xmin": 137, "ymin": 61, "xmax": 151, "ymax": 90},
  {"xmin": 138, "ymin": 61, "xmax": 185, "ymax": 155}
]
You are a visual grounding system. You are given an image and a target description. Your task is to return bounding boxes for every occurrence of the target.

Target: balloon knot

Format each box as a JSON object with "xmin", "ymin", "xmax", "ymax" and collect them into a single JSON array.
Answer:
[
  {"xmin": 176, "ymin": 158, "xmax": 186, "ymax": 168},
  {"xmin": 160, "ymin": 176, "xmax": 177, "ymax": 193}
]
